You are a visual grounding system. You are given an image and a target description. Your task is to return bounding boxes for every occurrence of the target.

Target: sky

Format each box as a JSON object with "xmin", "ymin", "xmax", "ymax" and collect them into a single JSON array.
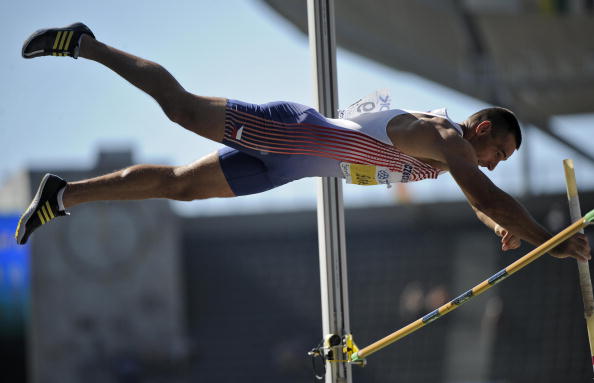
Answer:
[{"xmin": 1, "ymin": 0, "xmax": 593, "ymax": 216}]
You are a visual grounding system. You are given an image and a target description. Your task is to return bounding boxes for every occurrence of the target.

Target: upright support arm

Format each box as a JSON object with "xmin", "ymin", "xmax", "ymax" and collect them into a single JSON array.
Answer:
[{"xmin": 308, "ymin": 1, "xmax": 352, "ymax": 382}]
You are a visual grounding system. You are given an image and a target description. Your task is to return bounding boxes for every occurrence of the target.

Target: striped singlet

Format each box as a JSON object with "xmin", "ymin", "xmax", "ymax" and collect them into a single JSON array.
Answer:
[{"xmin": 218, "ymin": 99, "xmax": 462, "ymax": 196}]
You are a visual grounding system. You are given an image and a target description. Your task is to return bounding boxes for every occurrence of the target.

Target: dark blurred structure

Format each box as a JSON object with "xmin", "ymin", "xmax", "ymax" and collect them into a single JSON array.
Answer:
[
  {"xmin": 261, "ymin": 0, "xmax": 594, "ymax": 182},
  {"xmin": 182, "ymin": 194, "xmax": 594, "ymax": 383},
  {"xmin": 1, "ymin": 150, "xmax": 594, "ymax": 382},
  {"xmin": 0, "ymin": 151, "xmax": 189, "ymax": 383}
]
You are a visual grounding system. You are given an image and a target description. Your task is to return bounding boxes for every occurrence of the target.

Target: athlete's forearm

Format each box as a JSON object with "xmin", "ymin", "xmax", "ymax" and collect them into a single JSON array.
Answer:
[
  {"xmin": 478, "ymin": 191, "xmax": 552, "ymax": 247},
  {"xmin": 471, "ymin": 205, "xmax": 499, "ymax": 233}
]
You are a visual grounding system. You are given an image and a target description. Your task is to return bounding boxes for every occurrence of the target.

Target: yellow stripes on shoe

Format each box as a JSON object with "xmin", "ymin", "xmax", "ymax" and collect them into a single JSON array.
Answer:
[
  {"xmin": 34, "ymin": 202, "xmax": 56, "ymax": 226},
  {"xmin": 51, "ymin": 30, "xmax": 74, "ymax": 56},
  {"xmin": 57, "ymin": 31, "xmax": 68, "ymax": 50},
  {"xmin": 63, "ymin": 31, "xmax": 74, "ymax": 51},
  {"xmin": 37, "ymin": 210, "xmax": 46, "ymax": 225},
  {"xmin": 53, "ymin": 31, "xmax": 62, "ymax": 50},
  {"xmin": 45, "ymin": 201, "xmax": 55, "ymax": 219}
]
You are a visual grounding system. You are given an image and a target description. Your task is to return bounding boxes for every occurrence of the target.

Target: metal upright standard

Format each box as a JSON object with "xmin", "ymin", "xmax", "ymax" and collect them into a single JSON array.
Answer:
[{"xmin": 308, "ymin": 0, "xmax": 352, "ymax": 382}]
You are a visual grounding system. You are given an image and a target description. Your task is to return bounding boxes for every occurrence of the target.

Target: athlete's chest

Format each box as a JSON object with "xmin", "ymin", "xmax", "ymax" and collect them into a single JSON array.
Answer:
[{"xmin": 415, "ymin": 157, "xmax": 448, "ymax": 171}]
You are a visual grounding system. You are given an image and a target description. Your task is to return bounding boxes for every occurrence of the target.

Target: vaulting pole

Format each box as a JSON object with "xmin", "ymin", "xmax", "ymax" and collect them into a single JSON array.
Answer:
[
  {"xmin": 308, "ymin": 1, "xmax": 352, "ymax": 382},
  {"xmin": 351, "ymin": 210, "xmax": 594, "ymax": 362},
  {"xmin": 563, "ymin": 159, "xmax": 594, "ymax": 374}
]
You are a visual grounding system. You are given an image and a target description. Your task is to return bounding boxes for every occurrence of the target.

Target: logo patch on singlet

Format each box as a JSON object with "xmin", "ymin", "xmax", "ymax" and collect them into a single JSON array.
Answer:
[
  {"xmin": 340, "ymin": 163, "xmax": 413, "ymax": 186},
  {"xmin": 401, "ymin": 164, "xmax": 413, "ymax": 183}
]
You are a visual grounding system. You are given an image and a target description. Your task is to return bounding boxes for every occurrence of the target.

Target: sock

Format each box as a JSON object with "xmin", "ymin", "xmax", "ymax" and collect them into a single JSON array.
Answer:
[
  {"xmin": 73, "ymin": 34, "xmax": 85, "ymax": 59},
  {"xmin": 57, "ymin": 186, "xmax": 66, "ymax": 211}
]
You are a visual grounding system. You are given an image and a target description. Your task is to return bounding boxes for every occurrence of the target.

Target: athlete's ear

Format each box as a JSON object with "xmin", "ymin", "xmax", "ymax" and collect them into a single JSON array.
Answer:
[{"xmin": 475, "ymin": 120, "xmax": 492, "ymax": 136}]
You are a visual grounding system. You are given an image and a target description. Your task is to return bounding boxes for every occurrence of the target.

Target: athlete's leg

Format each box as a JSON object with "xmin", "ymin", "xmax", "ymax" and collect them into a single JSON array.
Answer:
[
  {"xmin": 63, "ymin": 152, "xmax": 234, "ymax": 209},
  {"xmin": 77, "ymin": 34, "xmax": 226, "ymax": 142}
]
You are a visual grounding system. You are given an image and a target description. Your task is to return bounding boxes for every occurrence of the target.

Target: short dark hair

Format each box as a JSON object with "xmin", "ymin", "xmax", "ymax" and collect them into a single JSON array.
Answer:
[{"xmin": 467, "ymin": 107, "xmax": 522, "ymax": 149}]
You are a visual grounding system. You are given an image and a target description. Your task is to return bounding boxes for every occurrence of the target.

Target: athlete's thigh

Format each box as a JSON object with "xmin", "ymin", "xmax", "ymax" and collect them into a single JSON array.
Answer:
[
  {"xmin": 223, "ymin": 99, "xmax": 344, "ymax": 180},
  {"xmin": 217, "ymin": 146, "xmax": 286, "ymax": 196},
  {"xmin": 174, "ymin": 151, "xmax": 235, "ymax": 199},
  {"xmin": 177, "ymin": 94, "xmax": 227, "ymax": 143}
]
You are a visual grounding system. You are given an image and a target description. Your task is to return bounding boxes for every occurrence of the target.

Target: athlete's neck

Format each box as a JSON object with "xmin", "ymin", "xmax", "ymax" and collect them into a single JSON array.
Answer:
[{"xmin": 459, "ymin": 121, "xmax": 470, "ymax": 139}]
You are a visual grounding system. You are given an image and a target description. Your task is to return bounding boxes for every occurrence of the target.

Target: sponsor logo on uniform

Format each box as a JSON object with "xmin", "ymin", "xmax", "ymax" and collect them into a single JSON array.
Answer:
[
  {"xmin": 401, "ymin": 164, "xmax": 413, "ymax": 183},
  {"xmin": 377, "ymin": 170, "xmax": 390, "ymax": 180},
  {"xmin": 379, "ymin": 94, "xmax": 390, "ymax": 111}
]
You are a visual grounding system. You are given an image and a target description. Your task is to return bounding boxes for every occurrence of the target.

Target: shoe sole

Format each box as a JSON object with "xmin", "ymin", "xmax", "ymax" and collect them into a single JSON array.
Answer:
[
  {"xmin": 21, "ymin": 28, "xmax": 50, "ymax": 58},
  {"xmin": 15, "ymin": 173, "xmax": 51, "ymax": 244}
]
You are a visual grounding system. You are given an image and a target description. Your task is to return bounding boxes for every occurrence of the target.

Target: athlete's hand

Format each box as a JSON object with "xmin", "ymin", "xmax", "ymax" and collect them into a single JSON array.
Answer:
[
  {"xmin": 494, "ymin": 225, "xmax": 521, "ymax": 251},
  {"xmin": 549, "ymin": 233, "xmax": 591, "ymax": 262}
]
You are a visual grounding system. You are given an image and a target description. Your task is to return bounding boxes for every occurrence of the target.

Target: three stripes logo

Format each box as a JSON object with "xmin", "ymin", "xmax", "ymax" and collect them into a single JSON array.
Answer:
[
  {"xmin": 36, "ymin": 201, "xmax": 55, "ymax": 224},
  {"xmin": 52, "ymin": 30, "xmax": 74, "ymax": 56}
]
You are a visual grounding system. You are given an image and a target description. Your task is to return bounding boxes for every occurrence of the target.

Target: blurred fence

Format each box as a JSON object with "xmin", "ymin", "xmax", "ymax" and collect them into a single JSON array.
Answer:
[
  {"xmin": 182, "ymin": 190, "xmax": 594, "ymax": 383},
  {"xmin": 2, "ymin": 162, "xmax": 594, "ymax": 382}
]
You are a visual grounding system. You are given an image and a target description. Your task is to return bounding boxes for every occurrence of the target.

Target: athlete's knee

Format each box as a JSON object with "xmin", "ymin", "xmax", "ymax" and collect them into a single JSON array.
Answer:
[
  {"xmin": 159, "ymin": 91, "xmax": 191, "ymax": 126},
  {"xmin": 161, "ymin": 171, "xmax": 201, "ymax": 201},
  {"xmin": 166, "ymin": 184, "xmax": 222, "ymax": 201},
  {"xmin": 160, "ymin": 90, "xmax": 200, "ymax": 128},
  {"xmin": 167, "ymin": 189, "xmax": 198, "ymax": 201},
  {"xmin": 166, "ymin": 181, "xmax": 202, "ymax": 201},
  {"xmin": 164, "ymin": 163, "xmax": 233, "ymax": 201},
  {"xmin": 120, "ymin": 164, "xmax": 179, "ymax": 197}
]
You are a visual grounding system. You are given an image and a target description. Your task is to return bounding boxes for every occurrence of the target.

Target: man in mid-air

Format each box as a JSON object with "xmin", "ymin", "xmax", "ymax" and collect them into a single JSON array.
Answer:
[{"xmin": 15, "ymin": 23, "xmax": 591, "ymax": 263}]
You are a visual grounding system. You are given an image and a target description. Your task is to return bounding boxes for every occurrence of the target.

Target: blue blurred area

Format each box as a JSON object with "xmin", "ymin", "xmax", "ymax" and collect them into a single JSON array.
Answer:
[
  {"xmin": 0, "ymin": 215, "xmax": 28, "ymax": 382},
  {"xmin": 0, "ymin": 215, "xmax": 29, "ymax": 333}
]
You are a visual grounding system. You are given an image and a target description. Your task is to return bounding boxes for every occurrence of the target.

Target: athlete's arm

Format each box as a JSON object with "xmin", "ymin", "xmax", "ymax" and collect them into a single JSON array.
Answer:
[
  {"xmin": 470, "ymin": 205, "xmax": 497, "ymax": 231},
  {"xmin": 470, "ymin": 205, "xmax": 521, "ymax": 251},
  {"xmin": 390, "ymin": 117, "xmax": 590, "ymax": 261},
  {"xmin": 391, "ymin": 117, "xmax": 549, "ymax": 245}
]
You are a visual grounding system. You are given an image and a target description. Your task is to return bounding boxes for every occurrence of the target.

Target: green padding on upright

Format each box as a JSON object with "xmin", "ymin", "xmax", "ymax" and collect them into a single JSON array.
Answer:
[
  {"xmin": 586, "ymin": 209, "xmax": 594, "ymax": 223},
  {"xmin": 350, "ymin": 352, "xmax": 361, "ymax": 362}
]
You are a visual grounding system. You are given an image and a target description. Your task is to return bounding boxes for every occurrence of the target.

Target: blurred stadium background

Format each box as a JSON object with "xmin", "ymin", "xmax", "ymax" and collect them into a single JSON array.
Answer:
[{"xmin": 2, "ymin": 0, "xmax": 594, "ymax": 382}]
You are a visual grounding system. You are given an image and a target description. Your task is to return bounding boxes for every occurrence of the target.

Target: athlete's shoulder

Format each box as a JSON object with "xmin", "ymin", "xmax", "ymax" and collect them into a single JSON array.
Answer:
[{"xmin": 402, "ymin": 113, "xmax": 463, "ymax": 140}]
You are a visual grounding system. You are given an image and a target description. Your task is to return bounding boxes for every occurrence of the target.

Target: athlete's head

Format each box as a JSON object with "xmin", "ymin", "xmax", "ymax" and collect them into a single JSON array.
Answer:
[{"xmin": 463, "ymin": 107, "xmax": 521, "ymax": 171}]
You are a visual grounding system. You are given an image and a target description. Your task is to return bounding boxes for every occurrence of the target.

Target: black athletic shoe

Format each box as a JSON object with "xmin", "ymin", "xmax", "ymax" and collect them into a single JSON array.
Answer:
[
  {"xmin": 15, "ymin": 174, "xmax": 69, "ymax": 245},
  {"xmin": 21, "ymin": 22, "xmax": 95, "ymax": 59}
]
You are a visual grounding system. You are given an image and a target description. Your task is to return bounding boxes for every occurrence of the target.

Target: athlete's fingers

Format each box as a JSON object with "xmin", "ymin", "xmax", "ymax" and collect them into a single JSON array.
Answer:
[
  {"xmin": 574, "ymin": 233, "xmax": 590, "ymax": 245},
  {"xmin": 551, "ymin": 236, "xmax": 592, "ymax": 262},
  {"xmin": 501, "ymin": 232, "xmax": 509, "ymax": 251},
  {"xmin": 501, "ymin": 231, "xmax": 520, "ymax": 251},
  {"xmin": 574, "ymin": 252, "xmax": 590, "ymax": 263},
  {"xmin": 502, "ymin": 240, "xmax": 520, "ymax": 251},
  {"xmin": 569, "ymin": 234, "xmax": 591, "ymax": 259},
  {"xmin": 494, "ymin": 224, "xmax": 505, "ymax": 237},
  {"xmin": 507, "ymin": 235, "xmax": 521, "ymax": 250}
]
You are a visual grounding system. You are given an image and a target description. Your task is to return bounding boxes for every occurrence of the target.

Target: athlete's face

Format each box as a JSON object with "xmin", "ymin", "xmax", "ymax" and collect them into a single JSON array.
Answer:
[{"xmin": 471, "ymin": 121, "xmax": 517, "ymax": 171}]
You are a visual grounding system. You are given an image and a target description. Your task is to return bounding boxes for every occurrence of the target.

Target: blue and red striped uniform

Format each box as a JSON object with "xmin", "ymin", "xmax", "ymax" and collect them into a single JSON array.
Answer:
[{"xmin": 219, "ymin": 99, "xmax": 447, "ymax": 196}]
